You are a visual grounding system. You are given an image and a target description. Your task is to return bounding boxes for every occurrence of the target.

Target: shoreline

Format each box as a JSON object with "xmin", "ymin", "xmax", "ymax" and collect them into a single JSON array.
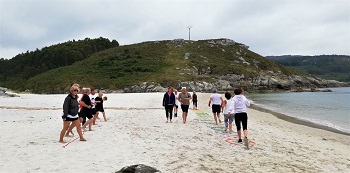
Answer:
[
  {"xmin": 1, "ymin": 93, "xmax": 350, "ymax": 172},
  {"xmin": 249, "ymin": 104, "xmax": 350, "ymax": 136}
]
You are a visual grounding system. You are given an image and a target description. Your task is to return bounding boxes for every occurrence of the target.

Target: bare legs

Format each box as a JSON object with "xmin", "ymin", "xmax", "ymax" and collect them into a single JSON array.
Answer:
[
  {"xmin": 213, "ymin": 113, "xmax": 218, "ymax": 125},
  {"xmin": 174, "ymin": 106, "xmax": 178, "ymax": 117},
  {"xmin": 92, "ymin": 112, "xmax": 98, "ymax": 125},
  {"xmin": 213, "ymin": 113, "xmax": 221, "ymax": 125},
  {"xmin": 60, "ymin": 120, "xmax": 86, "ymax": 143},
  {"xmin": 73, "ymin": 119, "xmax": 86, "ymax": 141},
  {"xmin": 94, "ymin": 112, "xmax": 107, "ymax": 122},
  {"xmin": 182, "ymin": 112, "xmax": 188, "ymax": 123},
  {"xmin": 82, "ymin": 118, "xmax": 94, "ymax": 131},
  {"xmin": 65, "ymin": 123, "xmax": 75, "ymax": 137},
  {"xmin": 102, "ymin": 112, "xmax": 107, "ymax": 121},
  {"xmin": 237, "ymin": 130, "xmax": 248, "ymax": 140},
  {"xmin": 59, "ymin": 121, "xmax": 71, "ymax": 143}
]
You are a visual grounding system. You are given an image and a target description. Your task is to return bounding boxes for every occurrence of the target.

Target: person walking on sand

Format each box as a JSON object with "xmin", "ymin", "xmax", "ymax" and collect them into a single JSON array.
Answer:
[
  {"xmin": 59, "ymin": 86, "xmax": 86, "ymax": 143},
  {"xmin": 162, "ymin": 87, "xmax": 176, "ymax": 123},
  {"xmin": 95, "ymin": 91, "xmax": 107, "ymax": 121},
  {"xmin": 208, "ymin": 89, "xmax": 223, "ymax": 125},
  {"xmin": 65, "ymin": 83, "xmax": 81, "ymax": 136},
  {"xmin": 178, "ymin": 87, "xmax": 192, "ymax": 124},
  {"xmin": 79, "ymin": 88, "xmax": 87, "ymax": 126},
  {"xmin": 81, "ymin": 88, "xmax": 94, "ymax": 131},
  {"xmin": 222, "ymin": 92, "xmax": 234, "ymax": 134},
  {"xmin": 174, "ymin": 89, "xmax": 180, "ymax": 118},
  {"xmin": 89, "ymin": 89, "xmax": 99, "ymax": 125},
  {"xmin": 227, "ymin": 88, "xmax": 251, "ymax": 149},
  {"xmin": 192, "ymin": 91, "xmax": 198, "ymax": 110}
]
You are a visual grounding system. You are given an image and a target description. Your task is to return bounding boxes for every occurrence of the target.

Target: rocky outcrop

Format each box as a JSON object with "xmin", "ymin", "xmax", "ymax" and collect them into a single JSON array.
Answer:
[
  {"xmin": 0, "ymin": 87, "xmax": 5, "ymax": 94},
  {"xmin": 116, "ymin": 164, "xmax": 161, "ymax": 173},
  {"xmin": 123, "ymin": 82, "xmax": 167, "ymax": 93},
  {"xmin": 0, "ymin": 87, "xmax": 19, "ymax": 97},
  {"xmin": 119, "ymin": 71, "xmax": 349, "ymax": 93}
]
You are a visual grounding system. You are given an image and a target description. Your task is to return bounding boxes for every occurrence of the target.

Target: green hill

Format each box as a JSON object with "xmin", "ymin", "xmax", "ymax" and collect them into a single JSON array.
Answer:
[
  {"xmin": 15, "ymin": 38, "xmax": 303, "ymax": 93},
  {"xmin": 266, "ymin": 55, "xmax": 350, "ymax": 82},
  {"xmin": 0, "ymin": 37, "xmax": 119, "ymax": 91}
]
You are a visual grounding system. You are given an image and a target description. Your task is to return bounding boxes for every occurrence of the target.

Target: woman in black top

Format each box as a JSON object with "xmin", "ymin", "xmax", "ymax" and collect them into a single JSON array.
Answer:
[
  {"xmin": 81, "ymin": 88, "xmax": 94, "ymax": 131},
  {"xmin": 162, "ymin": 87, "xmax": 176, "ymax": 123},
  {"xmin": 95, "ymin": 91, "xmax": 107, "ymax": 121},
  {"xmin": 59, "ymin": 86, "xmax": 86, "ymax": 143}
]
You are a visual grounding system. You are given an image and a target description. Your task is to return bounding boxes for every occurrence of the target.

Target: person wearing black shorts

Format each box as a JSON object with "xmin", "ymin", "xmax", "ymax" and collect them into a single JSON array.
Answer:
[
  {"xmin": 178, "ymin": 87, "xmax": 192, "ymax": 124},
  {"xmin": 227, "ymin": 88, "xmax": 251, "ymax": 149},
  {"xmin": 95, "ymin": 91, "xmax": 107, "ymax": 121},
  {"xmin": 208, "ymin": 89, "xmax": 223, "ymax": 125},
  {"xmin": 59, "ymin": 86, "xmax": 86, "ymax": 143},
  {"xmin": 89, "ymin": 89, "xmax": 99, "ymax": 125},
  {"xmin": 81, "ymin": 88, "xmax": 94, "ymax": 131}
]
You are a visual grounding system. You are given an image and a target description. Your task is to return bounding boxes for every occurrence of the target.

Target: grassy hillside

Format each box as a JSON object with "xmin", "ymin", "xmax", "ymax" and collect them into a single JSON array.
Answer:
[
  {"xmin": 267, "ymin": 55, "xmax": 350, "ymax": 82},
  {"xmin": 6, "ymin": 39, "xmax": 303, "ymax": 93}
]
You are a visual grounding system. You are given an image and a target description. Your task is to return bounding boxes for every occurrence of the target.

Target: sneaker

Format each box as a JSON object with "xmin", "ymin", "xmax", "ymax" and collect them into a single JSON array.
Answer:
[
  {"xmin": 244, "ymin": 137, "xmax": 249, "ymax": 149},
  {"xmin": 238, "ymin": 139, "xmax": 243, "ymax": 143}
]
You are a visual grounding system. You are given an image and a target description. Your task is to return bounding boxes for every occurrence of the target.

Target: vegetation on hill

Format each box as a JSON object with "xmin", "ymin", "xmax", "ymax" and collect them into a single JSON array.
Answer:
[
  {"xmin": 266, "ymin": 55, "xmax": 350, "ymax": 82},
  {"xmin": 0, "ymin": 37, "xmax": 119, "ymax": 91},
  {"xmin": 1, "ymin": 38, "xmax": 304, "ymax": 93}
]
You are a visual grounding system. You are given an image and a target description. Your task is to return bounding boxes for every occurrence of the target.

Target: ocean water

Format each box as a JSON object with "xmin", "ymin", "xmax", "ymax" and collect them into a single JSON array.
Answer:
[{"xmin": 246, "ymin": 87, "xmax": 350, "ymax": 133}]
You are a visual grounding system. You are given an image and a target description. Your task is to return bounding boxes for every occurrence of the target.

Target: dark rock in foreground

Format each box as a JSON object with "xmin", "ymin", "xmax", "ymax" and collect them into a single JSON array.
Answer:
[{"xmin": 116, "ymin": 164, "xmax": 161, "ymax": 173}]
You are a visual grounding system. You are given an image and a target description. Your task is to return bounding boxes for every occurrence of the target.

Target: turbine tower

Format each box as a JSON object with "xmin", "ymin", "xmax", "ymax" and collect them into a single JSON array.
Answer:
[{"xmin": 187, "ymin": 26, "xmax": 192, "ymax": 41}]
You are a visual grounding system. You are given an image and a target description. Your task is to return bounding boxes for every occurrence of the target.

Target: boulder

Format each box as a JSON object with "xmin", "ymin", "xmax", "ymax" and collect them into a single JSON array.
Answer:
[
  {"xmin": 0, "ymin": 87, "xmax": 7, "ymax": 94},
  {"xmin": 0, "ymin": 87, "xmax": 19, "ymax": 97},
  {"xmin": 184, "ymin": 53, "xmax": 190, "ymax": 59},
  {"xmin": 171, "ymin": 39, "xmax": 185, "ymax": 48},
  {"xmin": 116, "ymin": 164, "xmax": 161, "ymax": 173}
]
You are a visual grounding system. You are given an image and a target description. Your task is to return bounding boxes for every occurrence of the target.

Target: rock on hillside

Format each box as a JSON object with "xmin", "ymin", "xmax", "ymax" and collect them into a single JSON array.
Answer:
[{"xmin": 0, "ymin": 87, "xmax": 19, "ymax": 97}]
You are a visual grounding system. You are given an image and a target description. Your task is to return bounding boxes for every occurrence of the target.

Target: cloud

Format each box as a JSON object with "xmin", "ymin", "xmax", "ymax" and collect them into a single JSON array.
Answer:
[{"xmin": 0, "ymin": 0, "xmax": 349, "ymax": 59}]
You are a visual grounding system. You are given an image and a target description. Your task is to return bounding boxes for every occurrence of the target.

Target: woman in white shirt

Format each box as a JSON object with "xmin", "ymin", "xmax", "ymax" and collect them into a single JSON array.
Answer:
[
  {"xmin": 227, "ymin": 88, "xmax": 251, "ymax": 149},
  {"xmin": 208, "ymin": 89, "xmax": 223, "ymax": 125}
]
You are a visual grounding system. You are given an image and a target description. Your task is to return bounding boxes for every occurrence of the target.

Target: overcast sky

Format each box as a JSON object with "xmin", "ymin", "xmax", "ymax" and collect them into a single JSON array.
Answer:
[{"xmin": 0, "ymin": 0, "xmax": 349, "ymax": 59}]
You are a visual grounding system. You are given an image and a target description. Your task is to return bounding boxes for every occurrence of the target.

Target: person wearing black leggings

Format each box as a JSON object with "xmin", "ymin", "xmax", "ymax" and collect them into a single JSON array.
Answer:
[
  {"xmin": 162, "ymin": 87, "xmax": 176, "ymax": 123},
  {"xmin": 227, "ymin": 88, "xmax": 251, "ymax": 149}
]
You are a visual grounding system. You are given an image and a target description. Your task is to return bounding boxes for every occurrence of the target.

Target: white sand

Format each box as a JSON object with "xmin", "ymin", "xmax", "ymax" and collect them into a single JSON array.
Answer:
[{"xmin": 0, "ymin": 93, "xmax": 349, "ymax": 173}]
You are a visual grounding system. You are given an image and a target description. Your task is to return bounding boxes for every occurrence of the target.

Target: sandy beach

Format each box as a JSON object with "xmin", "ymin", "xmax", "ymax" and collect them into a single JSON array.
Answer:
[{"xmin": 0, "ymin": 93, "xmax": 349, "ymax": 173}]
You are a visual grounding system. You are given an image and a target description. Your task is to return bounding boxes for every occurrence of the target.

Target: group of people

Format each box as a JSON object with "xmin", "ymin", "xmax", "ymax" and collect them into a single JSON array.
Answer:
[
  {"xmin": 163, "ymin": 87, "xmax": 251, "ymax": 148},
  {"xmin": 59, "ymin": 84, "xmax": 250, "ymax": 147},
  {"xmin": 59, "ymin": 83, "xmax": 107, "ymax": 143},
  {"xmin": 208, "ymin": 88, "xmax": 251, "ymax": 148},
  {"xmin": 162, "ymin": 87, "xmax": 197, "ymax": 123}
]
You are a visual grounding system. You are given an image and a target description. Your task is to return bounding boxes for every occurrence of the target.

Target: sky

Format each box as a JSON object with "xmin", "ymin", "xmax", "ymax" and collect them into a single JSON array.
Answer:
[{"xmin": 0, "ymin": 0, "xmax": 349, "ymax": 59}]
